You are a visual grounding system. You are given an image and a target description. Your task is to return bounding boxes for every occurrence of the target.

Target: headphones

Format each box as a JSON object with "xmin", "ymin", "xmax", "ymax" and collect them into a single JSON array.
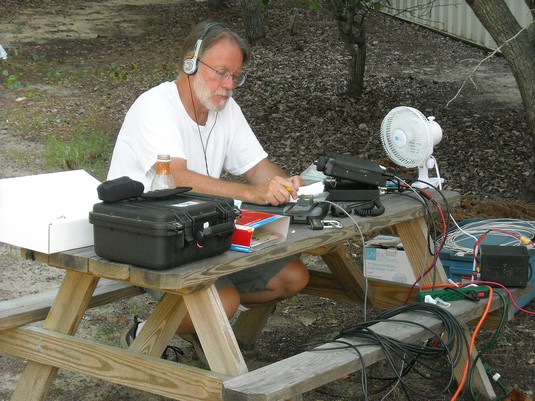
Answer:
[{"xmin": 183, "ymin": 22, "xmax": 228, "ymax": 76}]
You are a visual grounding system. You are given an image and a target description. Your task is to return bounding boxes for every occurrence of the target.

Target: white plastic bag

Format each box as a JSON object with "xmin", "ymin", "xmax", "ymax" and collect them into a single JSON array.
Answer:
[{"xmin": 0, "ymin": 45, "xmax": 8, "ymax": 60}]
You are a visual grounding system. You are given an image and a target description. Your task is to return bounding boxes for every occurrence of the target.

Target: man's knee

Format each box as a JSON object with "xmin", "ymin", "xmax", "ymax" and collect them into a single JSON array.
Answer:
[
  {"xmin": 218, "ymin": 285, "xmax": 241, "ymax": 318},
  {"xmin": 278, "ymin": 260, "xmax": 309, "ymax": 296}
]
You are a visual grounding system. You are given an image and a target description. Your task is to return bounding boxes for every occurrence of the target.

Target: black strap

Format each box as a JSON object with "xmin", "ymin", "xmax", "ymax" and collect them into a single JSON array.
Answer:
[{"xmin": 141, "ymin": 187, "xmax": 192, "ymax": 200}]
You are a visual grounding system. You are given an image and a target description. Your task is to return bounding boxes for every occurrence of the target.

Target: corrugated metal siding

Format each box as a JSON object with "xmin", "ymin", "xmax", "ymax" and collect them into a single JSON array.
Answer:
[{"xmin": 385, "ymin": 0, "xmax": 531, "ymax": 50}]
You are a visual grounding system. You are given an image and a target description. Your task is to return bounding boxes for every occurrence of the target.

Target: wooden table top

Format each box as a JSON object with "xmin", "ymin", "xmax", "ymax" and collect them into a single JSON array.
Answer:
[{"xmin": 34, "ymin": 190, "xmax": 460, "ymax": 293}]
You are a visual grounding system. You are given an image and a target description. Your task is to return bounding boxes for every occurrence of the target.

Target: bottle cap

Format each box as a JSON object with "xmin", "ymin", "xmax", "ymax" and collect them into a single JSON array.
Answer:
[{"xmin": 157, "ymin": 154, "xmax": 171, "ymax": 162}]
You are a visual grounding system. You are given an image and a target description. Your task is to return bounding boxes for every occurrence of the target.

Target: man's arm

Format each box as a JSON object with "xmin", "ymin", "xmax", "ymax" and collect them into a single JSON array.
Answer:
[{"xmin": 170, "ymin": 158, "xmax": 302, "ymax": 205}]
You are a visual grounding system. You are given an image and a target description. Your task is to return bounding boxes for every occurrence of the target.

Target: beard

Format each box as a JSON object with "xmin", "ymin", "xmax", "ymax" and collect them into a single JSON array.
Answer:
[{"xmin": 192, "ymin": 75, "xmax": 233, "ymax": 111}]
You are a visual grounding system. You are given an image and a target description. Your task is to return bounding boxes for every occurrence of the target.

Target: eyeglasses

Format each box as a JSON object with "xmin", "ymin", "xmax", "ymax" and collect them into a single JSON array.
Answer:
[{"xmin": 198, "ymin": 60, "xmax": 246, "ymax": 87}]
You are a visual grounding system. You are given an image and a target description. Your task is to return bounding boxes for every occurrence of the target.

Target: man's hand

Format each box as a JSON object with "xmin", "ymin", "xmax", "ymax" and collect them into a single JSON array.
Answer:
[
  {"xmin": 172, "ymin": 157, "xmax": 303, "ymax": 206},
  {"xmin": 251, "ymin": 175, "xmax": 303, "ymax": 206}
]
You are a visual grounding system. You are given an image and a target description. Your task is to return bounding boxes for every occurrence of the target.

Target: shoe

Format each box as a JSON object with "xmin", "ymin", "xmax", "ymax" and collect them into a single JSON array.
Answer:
[
  {"xmin": 121, "ymin": 315, "xmax": 183, "ymax": 361},
  {"xmin": 120, "ymin": 315, "xmax": 143, "ymax": 349},
  {"xmin": 180, "ymin": 333, "xmax": 208, "ymax": 367}
]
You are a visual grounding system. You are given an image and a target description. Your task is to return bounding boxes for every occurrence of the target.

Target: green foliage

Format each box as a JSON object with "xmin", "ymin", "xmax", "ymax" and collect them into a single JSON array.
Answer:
[
  {"xmin": 128, "ymin": 304, "xmax": 143, "ymax": 317},
  {"xmin": 31, "ymin": 53, "xmax": 46, "ymax": 61},
  {"xmin": 24, "ymin": 89, "xmax": 37, "ymax": 98},
  {"xmin": 2, "ymin": 69, "xmax": 24, "ymax": 89},
  {"xmin": 44, "ymin": 127, "xmax": 112, "ymax": 180},
  {"xmin": 7, "ymin": 148, "xmax": 35, "ymax": 169},
  {"xmin": 307, "ymin": 0, "xmax": 320, "ymax": 10},
  {"xmin": 45, "ymin": 69, "xmax": 62, "ymax": 82},
  {"xmin": 95, "ymin": 62, "xmax": 134, "ymax": 81},
  {"xmin": 94, "ymin": 324, "xmax": 118, "ymax": 345}
]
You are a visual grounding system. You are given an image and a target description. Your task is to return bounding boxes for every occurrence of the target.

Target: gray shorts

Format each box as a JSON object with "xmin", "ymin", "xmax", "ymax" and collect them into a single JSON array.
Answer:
[
  {"xmin": 144, "ymin": 255, "xmax": 298, "ymax": 301},
  {"xmin": 216, "ymin": 255, "xmax": 298, "ymax": 293}
]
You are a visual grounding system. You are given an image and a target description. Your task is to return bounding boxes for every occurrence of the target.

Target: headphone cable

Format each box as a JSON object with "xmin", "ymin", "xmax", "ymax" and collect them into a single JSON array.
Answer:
[{"xmin": 187, "ymin": 75, "xmax": 218, "ymax": 176}]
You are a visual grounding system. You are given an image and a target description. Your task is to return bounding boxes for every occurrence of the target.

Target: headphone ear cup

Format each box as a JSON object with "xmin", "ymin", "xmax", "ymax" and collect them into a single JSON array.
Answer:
[{"xmin": 183, "ymin": 58, "xmax": 197, "ymax": 75}]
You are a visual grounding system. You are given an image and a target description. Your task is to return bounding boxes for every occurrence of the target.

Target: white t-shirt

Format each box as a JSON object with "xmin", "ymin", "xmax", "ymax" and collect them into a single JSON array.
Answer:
[{"xmin": 107, "ymin": 81, "xmax": 268, "ymax": 190}]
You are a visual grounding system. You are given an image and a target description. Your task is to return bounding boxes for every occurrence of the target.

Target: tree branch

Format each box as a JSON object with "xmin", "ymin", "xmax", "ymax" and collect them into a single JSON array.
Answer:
[{"xmin": 446, "ymin": 18, "xmax": 534, "ymax": 108}]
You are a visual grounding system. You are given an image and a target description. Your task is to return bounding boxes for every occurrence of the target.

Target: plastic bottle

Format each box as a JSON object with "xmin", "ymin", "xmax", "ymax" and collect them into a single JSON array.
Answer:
[{"xmin": 150, "ymin": 154, "xmax": 176, "ymax": 190}]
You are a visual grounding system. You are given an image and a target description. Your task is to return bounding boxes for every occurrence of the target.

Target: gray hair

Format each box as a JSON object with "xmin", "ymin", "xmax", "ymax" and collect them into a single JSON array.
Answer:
[{"xmin": 180, "ymin": 21, "xmax": 250, "ymax": 73}]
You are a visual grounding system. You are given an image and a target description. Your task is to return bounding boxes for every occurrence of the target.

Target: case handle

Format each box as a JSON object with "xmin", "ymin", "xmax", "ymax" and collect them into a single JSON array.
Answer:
[{"xmin": 194, "ymin": 222, "xmax": 235, "ymax": 244}]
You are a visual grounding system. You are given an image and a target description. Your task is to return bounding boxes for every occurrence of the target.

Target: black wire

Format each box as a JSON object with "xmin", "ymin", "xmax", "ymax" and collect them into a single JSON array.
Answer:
[
  {"xmin": 300, "ymin": 303, "xmax": 469, "ymax": 400},
  {"xmin": 337, "ymin": 318, "xmax": 457, "ymax": 398},
  {"xmin": 187, "ymin": 74, "xmax": 218, "ymax": 177},
  {"xmin": 390, "ymin": 188, "xmax": 444, "ymax": 290}
]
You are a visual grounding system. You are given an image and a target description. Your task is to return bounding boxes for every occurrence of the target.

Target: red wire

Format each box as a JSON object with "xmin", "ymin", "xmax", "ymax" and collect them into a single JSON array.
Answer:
[{"xmin": 473, "ymin": 280, "xmax": 535, "ymax": 315}]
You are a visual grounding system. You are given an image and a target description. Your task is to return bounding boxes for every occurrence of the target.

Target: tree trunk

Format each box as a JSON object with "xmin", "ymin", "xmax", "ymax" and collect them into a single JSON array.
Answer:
[
  {"xmin": 335, "ymin": 18, "xmax": 367, "ymax": 99},
  {"xmin": 348, "ymin": 26, "xmax": 366, "ymax": 99},
  {"xmin": 239, "ymin": 0, "xmax": 266, "ymax": 45},
  {"xmin": 465, "ymin": 0, "xmax": 535, "ymax": 201}
]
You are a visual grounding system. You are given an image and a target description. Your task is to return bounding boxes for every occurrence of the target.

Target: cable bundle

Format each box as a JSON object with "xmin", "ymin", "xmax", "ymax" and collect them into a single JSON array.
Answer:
[
  {"xmin": 443, "ymin": 218, "xmax": 535, "ymax": 255},
  {"xmin": 304, "ymin": 303, "xmax": 469, "ymax": 400},
  {"xmin": 365, "ymin": 303, "xmax": 467, "ymax": 399}
]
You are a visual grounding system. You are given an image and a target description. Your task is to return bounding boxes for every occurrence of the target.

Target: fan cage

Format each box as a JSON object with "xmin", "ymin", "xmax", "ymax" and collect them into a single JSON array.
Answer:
[{"xmin": 380, "ymin": 107, "xmax": 434, "ymax": 168}]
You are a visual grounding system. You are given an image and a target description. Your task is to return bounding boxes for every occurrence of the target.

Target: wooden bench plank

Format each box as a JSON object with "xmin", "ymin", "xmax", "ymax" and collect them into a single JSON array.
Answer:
[
  {"xmin": 0, "ymin": 326, "xmax": 228, "ymax": 401},
  {"xmin": 0, "ymin": 279, "xmax": 143, "ymax": 330},
  {"xmin": 223, "ymin": 296, "xmax": 505, "ymax": 401}
]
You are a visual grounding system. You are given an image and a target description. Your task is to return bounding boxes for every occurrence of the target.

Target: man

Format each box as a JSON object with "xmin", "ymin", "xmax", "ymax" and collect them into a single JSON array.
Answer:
[{"xmin": 108, "ymin": 21, "xmax": 309, "ymax": 358}]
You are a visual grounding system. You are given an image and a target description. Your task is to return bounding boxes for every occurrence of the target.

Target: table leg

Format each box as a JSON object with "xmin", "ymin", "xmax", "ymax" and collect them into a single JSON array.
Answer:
[
  {"xmin": 395, "ymin": 216, "xmax": 448, "ymax": 286},
  {"xmin": 233, "ymin": 304, "xmax": 276, "ymax": 347},
  {"xmin": 128, "ymin": 291, "xmax": 188, "ymax": 357},
  {"xmin": 183, "ymin": 284, "xmax": 248, "ymax": 376},
  {"xmin": 320, "ymin": 243, "xmax": 373, "ymax": 303},
  {"xmin": 10, "ymin": 270, "xmax": 99, "ymax": 401}
]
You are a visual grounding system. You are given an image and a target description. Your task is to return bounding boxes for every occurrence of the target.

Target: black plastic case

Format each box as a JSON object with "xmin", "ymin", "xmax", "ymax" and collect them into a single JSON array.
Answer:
[{"xmin": 89, "ymin": 192, "xmax": 236, "ymax": 270}]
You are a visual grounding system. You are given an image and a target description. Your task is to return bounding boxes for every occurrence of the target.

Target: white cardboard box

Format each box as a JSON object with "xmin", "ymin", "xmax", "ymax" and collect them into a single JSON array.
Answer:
[
  {"xmin": 0, "ymin": 170, "xmax": 101, "ymax": 254},
  {"xmin": 364, "ymin": 235, "xmax": 418, "ymax": 285},
  {"xmin": 230, "ymin": 210, "xmax": 290, "ymax": 253}
]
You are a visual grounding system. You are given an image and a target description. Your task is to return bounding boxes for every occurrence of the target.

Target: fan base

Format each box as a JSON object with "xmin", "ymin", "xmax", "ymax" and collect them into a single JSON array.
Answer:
[{"xmin": 412, "ymin": 177, "xmax": 444, "ymax": 189}]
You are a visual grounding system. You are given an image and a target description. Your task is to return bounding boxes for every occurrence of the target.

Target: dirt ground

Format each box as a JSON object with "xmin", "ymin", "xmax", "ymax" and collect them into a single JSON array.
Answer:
[{"xmin": 1, "ymin": 1, "xmax": 534, "ymax": 400}]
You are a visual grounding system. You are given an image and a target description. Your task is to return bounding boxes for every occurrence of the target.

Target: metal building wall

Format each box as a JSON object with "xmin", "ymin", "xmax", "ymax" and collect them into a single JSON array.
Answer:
[{"xmin": 385, "ymin": 1, "xmax": 531, "ymax": 50}]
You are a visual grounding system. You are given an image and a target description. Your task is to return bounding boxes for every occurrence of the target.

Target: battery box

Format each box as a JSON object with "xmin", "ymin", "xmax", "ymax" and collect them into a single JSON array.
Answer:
[{"xmin": 480, "ymin": 244, "xmax": 529, "ymax": 287}]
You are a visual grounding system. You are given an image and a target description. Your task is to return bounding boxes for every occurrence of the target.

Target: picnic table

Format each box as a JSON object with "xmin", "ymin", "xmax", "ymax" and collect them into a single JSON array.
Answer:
[{"xmin": 1, "ymin": 188, "xmax": 505, "ymax": 401}]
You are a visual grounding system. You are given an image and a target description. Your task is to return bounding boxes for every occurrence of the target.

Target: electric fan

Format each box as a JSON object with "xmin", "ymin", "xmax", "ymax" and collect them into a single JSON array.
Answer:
[{"xmin": 380, "ymin": 106, "xmax": 444, "ymax": 188}]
